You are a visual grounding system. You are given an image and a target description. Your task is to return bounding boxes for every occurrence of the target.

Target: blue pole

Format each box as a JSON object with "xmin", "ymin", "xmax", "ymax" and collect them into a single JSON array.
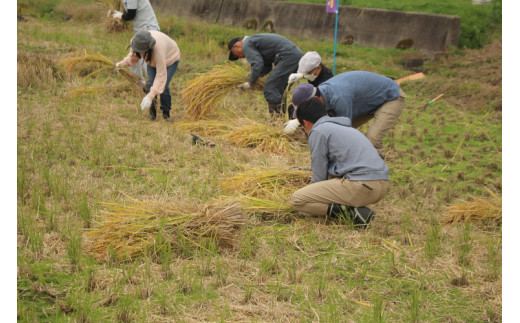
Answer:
[{"xmin": 332, "ymin": 0, "xmax": 339, "ymax": 75}]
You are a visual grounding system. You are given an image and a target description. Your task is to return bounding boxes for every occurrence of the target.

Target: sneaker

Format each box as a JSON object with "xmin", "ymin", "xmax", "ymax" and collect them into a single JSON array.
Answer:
[{"xmin": 349, "ymin": 207, "xmax": 375, "ymax": 229}]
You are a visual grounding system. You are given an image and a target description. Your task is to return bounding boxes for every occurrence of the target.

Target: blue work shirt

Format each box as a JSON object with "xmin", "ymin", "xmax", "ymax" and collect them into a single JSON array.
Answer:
[{"xmin": 317, "ymin": 71, "xmax": 400, "ymax": 120}]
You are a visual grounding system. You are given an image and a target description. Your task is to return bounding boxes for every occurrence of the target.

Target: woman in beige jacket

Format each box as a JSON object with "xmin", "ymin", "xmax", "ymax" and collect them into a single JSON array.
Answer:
[{"xmin": 117, "ymin": 30, "xmax": 180, "ymax": 121}]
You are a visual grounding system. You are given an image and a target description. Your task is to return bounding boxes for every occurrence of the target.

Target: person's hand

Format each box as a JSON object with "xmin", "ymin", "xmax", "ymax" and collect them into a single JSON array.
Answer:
[
  {"xmin": 140, "ymin": 96, "xmax": 152, "ymax": 110},
  {"xmin": 288, "ymin": 73, "xmax": 303, "ymax": 84},
  {"xmin": 237, "ymin": 82, "xmax": 252, "ymax": 90},
  {"xmin": 112, "ymin": 11, "xmax": 123, "ymax": 19},
  {"xmin": 283, "ymin": 119, "xmax": 300, "ymax": 133}
]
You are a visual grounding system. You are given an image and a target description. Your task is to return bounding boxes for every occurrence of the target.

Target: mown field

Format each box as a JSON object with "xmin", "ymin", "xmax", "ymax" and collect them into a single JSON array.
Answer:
[{"xmin": 17, "ymin": 0, "xmax": 502, "ymax": 321}]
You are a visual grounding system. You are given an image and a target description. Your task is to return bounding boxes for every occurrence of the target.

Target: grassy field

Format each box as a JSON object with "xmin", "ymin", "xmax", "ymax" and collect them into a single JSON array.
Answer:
[{"xmin": 17, "ymin": 0, "xmax": 502, "ymax": 321}]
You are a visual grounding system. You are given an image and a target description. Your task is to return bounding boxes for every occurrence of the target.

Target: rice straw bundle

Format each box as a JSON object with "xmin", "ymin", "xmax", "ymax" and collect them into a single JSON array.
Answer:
[
  {"xmin": 182, "ymin": 63, "xmax": 254, "ymax": 120},
  {"xmin": 174, "ymin": 120, "xmax": 236, "ymax": 137},
  {"xmin": 84, "ymin": 198, "xmax": 245, "ymax": 262},
  {"xmin": 104, "ymin": 17, "xmax": 129, "ymax": 33},
  {"xmin": 68, "ymin": 81, "xmax": 135, "ymax": 98},
  {"xmin": 223, "ymin": 119, "xmax": 298, "ymax": 154},
  {"xmin": 61, "ymin": 49, "xmax": 144, "ymax": 96},
  {"xmin": 240, "ymin": 196, "xmax": 298, "ymax": 218},
  {"xmin": 220, "ymin": 168, "xmax": 311, "ymax": 199},
  {"xmin": 442, "ymin": 190, "xmax": 502, "ymax": 226}
]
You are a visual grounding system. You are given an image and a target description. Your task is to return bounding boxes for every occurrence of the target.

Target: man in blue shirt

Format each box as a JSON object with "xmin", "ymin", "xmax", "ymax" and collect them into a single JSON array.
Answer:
[
  {"xmin": 290, "ymin": 98, "xmax": 390, "ymax": 228},
  {"xmin": 290, "ymin": 71, "xmax": 406, "ymax": 158}
]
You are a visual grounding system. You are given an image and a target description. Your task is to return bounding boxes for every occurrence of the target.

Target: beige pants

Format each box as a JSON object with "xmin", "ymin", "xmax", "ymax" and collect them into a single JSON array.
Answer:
[
  {"xmin": 290, "ymin": 178, "xmax": 390, "ymax": 216},
  {"xmin": 353, "ymin": 89, "xmax": 406, "ymax": 157}
]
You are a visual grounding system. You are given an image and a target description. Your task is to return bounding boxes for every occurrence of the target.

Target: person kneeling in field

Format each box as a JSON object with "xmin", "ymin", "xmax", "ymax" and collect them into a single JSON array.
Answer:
[{"xmin": 290, "ymin": 98, "xmax": 390, "ymax": 228}]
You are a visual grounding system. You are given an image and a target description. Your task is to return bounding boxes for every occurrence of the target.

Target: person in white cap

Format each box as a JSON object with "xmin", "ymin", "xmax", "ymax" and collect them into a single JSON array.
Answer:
[
  {"xmin": 116, "ymin": 30, "xmax": 181, "ymax": 121},
  {"xmin": 288, "ymin": 51, "xmax": 333, "ymax": 86},
  {"xmin": 111, "ymin": 0, "xmax": 160, "ymax": 84},
  {"xmin": 285, "ymin": 71, "xmax": 406, "ymax": 159}
]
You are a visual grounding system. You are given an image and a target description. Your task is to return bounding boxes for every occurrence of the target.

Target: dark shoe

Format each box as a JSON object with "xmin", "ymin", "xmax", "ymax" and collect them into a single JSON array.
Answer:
[
  {"xmin": 327, "ymin": 204, "xmax": 375, "ymax": 229},
  {"xmin": 268, "ymin": 103, "xmax": 281, "ymax": 115},
  {"xmin": 350, "ymin": 206, "xmax": 375, "ymax": 229},
  {"xmin": 149, "ymin": 106, "xmax": 157, "ymax": 121},
  {"xmin": 162, "ymin": 110, "xmax": 171, "ymax": 122}
]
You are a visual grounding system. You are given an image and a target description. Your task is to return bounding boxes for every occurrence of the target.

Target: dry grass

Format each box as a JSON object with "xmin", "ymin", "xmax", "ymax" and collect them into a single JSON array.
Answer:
[
  {"xmin": 182, "ymin": 63, "xmax": 264, "ymax": 120},
  {"xmin": 84, "ymin": 198, "xmax": 246, "ymax": 262},
  {"xmin": 17, "ymin": 53, "xmax": 58, "ymax": 90}
]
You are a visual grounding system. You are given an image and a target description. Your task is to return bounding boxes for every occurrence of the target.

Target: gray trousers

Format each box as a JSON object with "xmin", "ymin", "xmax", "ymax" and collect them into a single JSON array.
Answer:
[
  {"xmin": 290, "ymin": 178, "xmax": 389, "ymax": 216},
  {"xmin": 263, "ymin": 51, "xmax": 303, "ymax": 104}
]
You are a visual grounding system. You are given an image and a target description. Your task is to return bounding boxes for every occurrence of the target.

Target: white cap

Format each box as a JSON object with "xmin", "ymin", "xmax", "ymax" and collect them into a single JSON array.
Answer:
[{"xmin": 297, "ymin": 51, "xmax": 322, "ymax": 74}]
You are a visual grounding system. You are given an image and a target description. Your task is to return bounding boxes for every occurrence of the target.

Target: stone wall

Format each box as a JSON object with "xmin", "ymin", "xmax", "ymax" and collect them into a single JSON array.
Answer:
[{"xmin": 151, "ymin": 0, "xmax": 460, "ymax": 56}]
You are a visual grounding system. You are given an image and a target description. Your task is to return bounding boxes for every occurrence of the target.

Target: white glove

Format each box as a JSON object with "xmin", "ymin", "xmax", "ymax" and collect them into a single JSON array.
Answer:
[
  {"xmin": 140, "ymin": 96, "xmax": 152, "ymax": 110},
  {"xmin": 112, "ymin": 11, "xmax": 123, "ymax": 19},
  {"xmin": 115, "ymin": 62, "xmax": 121, "ymax": 68},
  {"xmin": 237, "ymin": 82, "xmax": 252, "ymax": 90},
  {"xmin": 288, "ymin": 73, "xmax": 303, "ymax": 84},
  {"xmin": 283, "ymin": 119, "xmax": 300, "ymax": 133}
]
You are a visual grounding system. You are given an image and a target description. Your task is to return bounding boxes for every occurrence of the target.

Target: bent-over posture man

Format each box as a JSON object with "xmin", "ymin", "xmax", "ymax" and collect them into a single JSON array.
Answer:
[
  {"xmin": 290, "ymin": 71, "xmax": 406, "ymax": 158},
  {"xmin": 228, "ymin": 33, "xmax": 303, "ymax": 116},
  {"xmin": 290, "ymin": 98, "xmax": 390, "ymax": 228}
]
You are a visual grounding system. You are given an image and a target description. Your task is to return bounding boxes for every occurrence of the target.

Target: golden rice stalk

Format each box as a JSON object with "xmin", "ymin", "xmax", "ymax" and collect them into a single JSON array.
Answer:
[
  {"xmin": 442, "ymin": 190, "xmax": 502, "ymax": 226},
  {"xmin": 84, "ymin": 199, "xmax": 245, "ymax": 262},
  {"xmin": 223, "ymin": 119, "xmax": 297, "ymax": 154},
  {"xmin": 174, "ymin": 120, "xmax": 236, "ymax": 137},
  {"xmin": 61, "ymin": 50, "xmax": 144, "ymax": 96},
  {"xmin": 240, "ymin": 196, "xmax": 298, "ymax": 218},
  {"xmin": 182, "ymin": 63, "xmax": 254, "ymax": 120},
  {"xmin": 104, "ymin": 17, "xmax": 129, "ymax": 33},
  {"xmin": 220, "ymin": 168, "xmax": 311, "ymax": 199},
  {"xmin": 68, "ymin": 81, "xmax": 134, "ymax": 98}
]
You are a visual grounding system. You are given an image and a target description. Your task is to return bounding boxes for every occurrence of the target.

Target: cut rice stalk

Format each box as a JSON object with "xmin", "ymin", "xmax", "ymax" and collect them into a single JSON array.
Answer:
[
  {"xmin": 84, "ymin": 198, "xmax": 245, "ymax": 262},
  {"xmin": 220, "ymin": 168, "xmax": 311, "ymax": 199},
  {"xmin": 223, "ymin": 119, "xmax": 298, "ymax": 155},
  {"xmin": 442, "ymin": 192, "xmax": 502, "ymax": 226},
  {"xmin": 182, "ymin": 63, "xmax": 259, "ymax": 120}
]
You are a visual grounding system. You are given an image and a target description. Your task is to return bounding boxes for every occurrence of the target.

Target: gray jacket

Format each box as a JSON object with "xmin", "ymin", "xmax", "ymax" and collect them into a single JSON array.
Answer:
[
  {"xmin": 308, "ymin": 116, "xmax": 389, "ymax": 183},
  {"xmin": 242, "ymin": 33, "xmax": 302, "ymax": 84}
]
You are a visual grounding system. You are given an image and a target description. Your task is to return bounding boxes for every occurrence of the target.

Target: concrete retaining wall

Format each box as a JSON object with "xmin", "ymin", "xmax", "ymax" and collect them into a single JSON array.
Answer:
[{"xmin": 151, "ymin": 0, "xmax": 460, "ymax": 56}]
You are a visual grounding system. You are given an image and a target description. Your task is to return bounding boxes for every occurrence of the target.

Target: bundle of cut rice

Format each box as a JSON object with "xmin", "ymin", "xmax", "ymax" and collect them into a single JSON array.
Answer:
[
  {"xmin": 442, "ymin": 190, "xmax": 502, "ymax": 226},
  {"xmin": 220, "ymin": 168, "xmax": 311, "ymax": 199},
  {"xmin": 182, "ymin": 63, "xmax": 263, "ymax": 120},
  {"xmin": 84, "ymin": 198, "xmax": 245, "ymax": 262},
  {"xmin": 223, "ymin": 119, "xmax": 298, "ymax": 155},
  {"xmin": 61, "ymin": 49, "xmax": 144, "ymax": 96}
]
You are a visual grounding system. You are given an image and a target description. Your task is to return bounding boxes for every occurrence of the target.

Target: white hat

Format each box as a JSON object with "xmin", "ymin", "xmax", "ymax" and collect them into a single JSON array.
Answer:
[{"xmin": 297, "ymin": 51, "xmax": 322, "ymax": 74}]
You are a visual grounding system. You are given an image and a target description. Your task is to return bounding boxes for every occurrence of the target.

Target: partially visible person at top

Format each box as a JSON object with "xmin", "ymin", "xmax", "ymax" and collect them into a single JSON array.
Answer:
[
  {"xmin": 286, "ymin": 51, "xmax": 333, "ymax": 119},
  {"xmin": 227, "ymin": 33, "xmax": 303, "ymax": 117},
  {"xmin": 290, "ymin": 97, "xmax": 390, "ymax": 228},
  {"xmin": 116, "ymin": 30, "xmax": 180, "ymax": 122},
  {"xmin": 286, "ymin": 71, "xmax": 406, "ymax": 159},
  {"xmin": 111, "ymin": 0, "xmax": 160, "ymax": 84}
]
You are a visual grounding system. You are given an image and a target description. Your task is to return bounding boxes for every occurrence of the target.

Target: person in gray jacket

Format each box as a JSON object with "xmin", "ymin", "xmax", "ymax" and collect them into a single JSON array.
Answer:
[
  {"xmin": 290, "ymin": 97, "xmax": 390, "ymax": 228},
  {"xmin": 111, "ymin": 0, "xmax": 160, "ymax": 84},
  {"xmin": 289, "ymin": 71, "xmax": 406, "ymax": 158},
  {"xmin": 228, "ymin": 33, "xmax": 303, "ymax": 116}
]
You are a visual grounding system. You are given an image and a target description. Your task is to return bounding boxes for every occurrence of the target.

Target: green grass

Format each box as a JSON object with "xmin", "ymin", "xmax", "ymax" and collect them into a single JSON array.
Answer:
[{"xmin": 17, "ymin": 0, "xmax": 501, "ymax": 321}]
